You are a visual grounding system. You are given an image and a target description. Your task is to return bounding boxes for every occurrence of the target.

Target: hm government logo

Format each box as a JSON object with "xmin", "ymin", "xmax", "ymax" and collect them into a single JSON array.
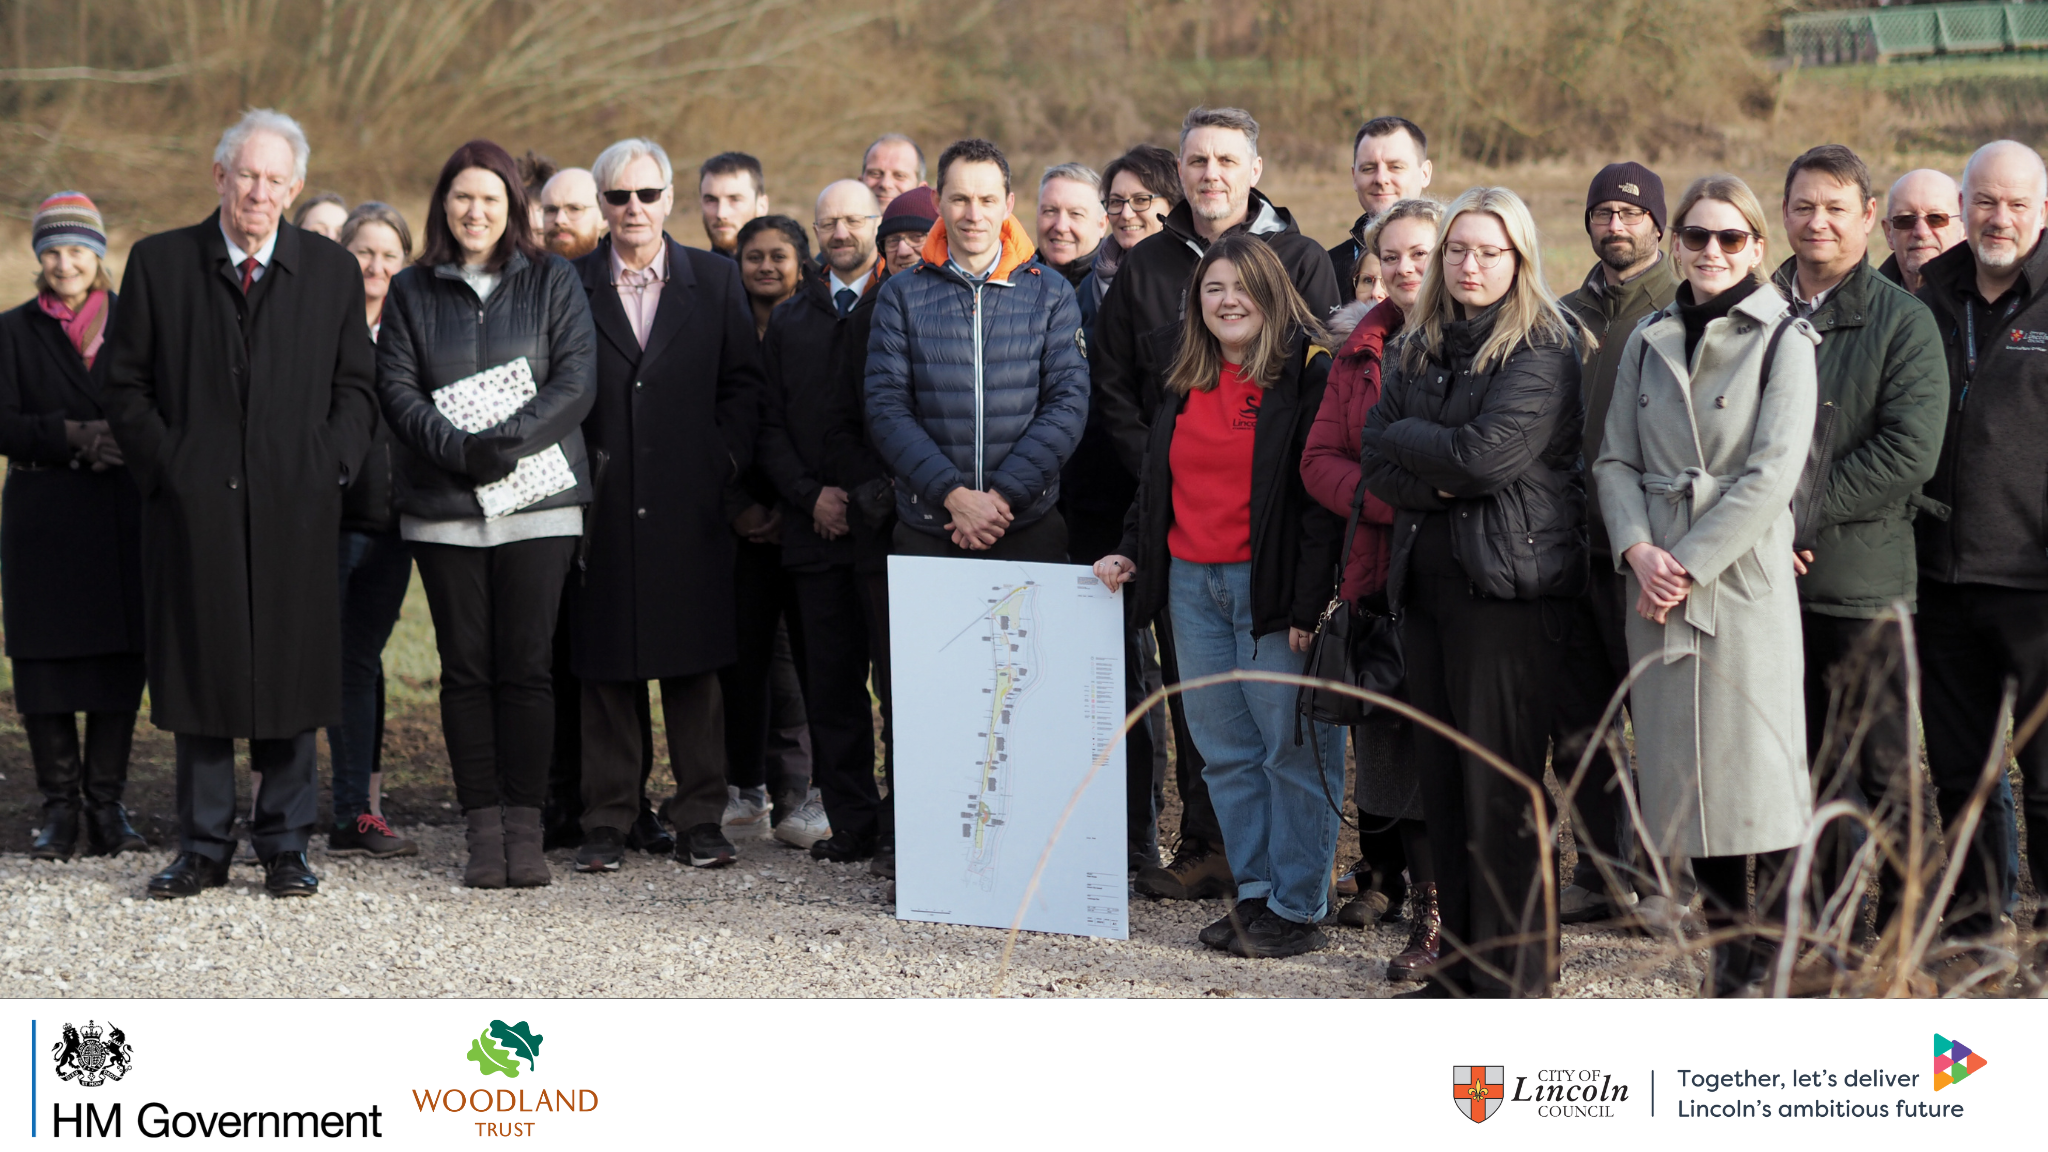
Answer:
[
  {"xmin": 468, "ymin": 1019, "xmax": 543, "ymax": 1077},
  {"xmin": 51, "ymin": 1020, "xmax": 133, "ymax": 1087},
  {"xmin": 1933, "ymin": 1034, "xmax": 1986, "ymax": 1090},
  {"xmin": 1453, "ymin": 1066, "xmax": 1505, "ymax": 1123}
]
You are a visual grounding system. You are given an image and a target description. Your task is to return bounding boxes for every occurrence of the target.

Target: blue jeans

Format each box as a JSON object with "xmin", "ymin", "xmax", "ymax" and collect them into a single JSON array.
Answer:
[
  {"xmin": 1168, "ymin": 559, "xmax": 1344, "ymax": 923},
  {"xmin": 328, "ymin": 530, "xmax": 413, "ymax": 825}
]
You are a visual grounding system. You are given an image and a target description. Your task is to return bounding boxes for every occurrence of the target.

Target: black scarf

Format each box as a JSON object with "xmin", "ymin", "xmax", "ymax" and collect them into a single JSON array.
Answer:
[{"xmin": 1675, "ymin": 274, "xmax": 1762, "ymax": 361}]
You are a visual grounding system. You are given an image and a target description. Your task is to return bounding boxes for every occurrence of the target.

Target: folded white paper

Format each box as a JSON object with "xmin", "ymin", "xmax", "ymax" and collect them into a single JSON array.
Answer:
[{"xmin": 430, "ymin": 357, "xmax": 576, "ymax": 520}]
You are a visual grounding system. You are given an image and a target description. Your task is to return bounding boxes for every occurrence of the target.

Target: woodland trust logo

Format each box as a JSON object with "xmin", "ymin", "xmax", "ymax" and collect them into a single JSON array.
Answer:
[{"xmin": 469, "ymin": 1019, "xmax": 543, "ymax": 1077}]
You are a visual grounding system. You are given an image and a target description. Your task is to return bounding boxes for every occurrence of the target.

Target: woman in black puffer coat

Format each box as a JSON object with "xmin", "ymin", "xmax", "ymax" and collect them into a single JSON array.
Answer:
[
  {"xmin": 375, "ymin": 140, "xmax": 596, "ymax": 889},
  {"xmin": 1359, "ymin": 186, "xmax": 1586, "ymax": 999}
]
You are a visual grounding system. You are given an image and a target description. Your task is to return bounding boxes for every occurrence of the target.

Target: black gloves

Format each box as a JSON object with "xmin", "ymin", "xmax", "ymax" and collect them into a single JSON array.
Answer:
[{"xmin": 463, "ymin": 434, "xmax": 522, "ymax": 485}]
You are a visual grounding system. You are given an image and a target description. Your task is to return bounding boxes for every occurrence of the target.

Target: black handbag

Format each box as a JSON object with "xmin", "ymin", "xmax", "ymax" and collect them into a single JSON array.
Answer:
[{"xmin": 1297, "ymin": 460, "xmax": 1405, "ymax": 728}]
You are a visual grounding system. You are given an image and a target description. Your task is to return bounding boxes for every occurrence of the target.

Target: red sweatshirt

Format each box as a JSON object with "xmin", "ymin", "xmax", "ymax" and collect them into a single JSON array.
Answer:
[{"xmin": 1169, "ymin": 361, "xmax": 1261, "ymax": 563}]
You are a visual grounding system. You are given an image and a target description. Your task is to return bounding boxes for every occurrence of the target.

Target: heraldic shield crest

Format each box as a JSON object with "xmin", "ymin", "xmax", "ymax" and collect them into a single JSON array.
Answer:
[
  {"xmin": 53, "ymin": 1020, "xmax": 133, "ymax": 1087},
  {"xmin": 1453, "ymin": 1066, "xmax": 1504, "ymax": 1123}
]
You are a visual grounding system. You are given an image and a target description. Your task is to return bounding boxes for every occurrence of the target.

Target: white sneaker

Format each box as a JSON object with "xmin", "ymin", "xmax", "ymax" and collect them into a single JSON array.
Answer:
[
  {"xmin": 773, "ymin": 789, "xmax": 832, "ymax": 850},
  {"xmin": 722, "ymin": 785, "xmax": 771, "ymax": 835},
  {"xmin": 1632, "ymin": 893, "xmax": 1700, "ymax": 936}
]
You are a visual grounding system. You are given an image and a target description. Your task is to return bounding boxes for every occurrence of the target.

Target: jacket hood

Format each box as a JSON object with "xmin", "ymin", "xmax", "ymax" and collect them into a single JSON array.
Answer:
[
  {"xmin": 1336, "ymin": 297, "xmax": 1402, "ymax": 363},
  {"xmin": 1159, "ymin": 188, "xmax": 1297, "ymax": 255},
  {"xmin": 920, "ymin": 215, "xmax": 1037, "ymax": 282}
]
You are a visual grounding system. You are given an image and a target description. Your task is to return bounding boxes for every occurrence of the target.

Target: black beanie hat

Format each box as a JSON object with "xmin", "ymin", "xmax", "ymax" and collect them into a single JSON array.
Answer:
[{"xmin": 1585, "ymin": 162, "xmax": 1667, "ymax": 236}]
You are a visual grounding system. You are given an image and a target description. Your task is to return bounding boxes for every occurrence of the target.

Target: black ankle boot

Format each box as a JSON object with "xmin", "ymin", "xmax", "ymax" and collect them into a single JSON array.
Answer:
[
  {"xmin": 31, "ymin": 802, "xmax": 80, "ymax": 861},
  {"xmin": 86, "ymin": 803, "xmax": 147, "ymax": 856},
  {"xmin": 25, "ymin": 714, "xmax": 83, "ymax": 860}
]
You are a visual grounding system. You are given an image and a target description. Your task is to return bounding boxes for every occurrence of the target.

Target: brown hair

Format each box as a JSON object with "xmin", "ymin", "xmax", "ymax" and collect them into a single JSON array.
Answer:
[
  {"xmin": 291, "ymin": 191, "xmax": 347, "ymax": 228},
  {"xmin": 417, "ymin": 139, "xmax": 545, "ymax": 273},
  {"xmin": 338, "ymin": 201, "xmax": 413, "ymax": 258},
  {"xmin": 1165, "ymin": 233, "xmax": 1328, "ymax": 396},
  {"xmin": 1782, "ymin": 143, "xmax": 1871, "ymax": 206}
]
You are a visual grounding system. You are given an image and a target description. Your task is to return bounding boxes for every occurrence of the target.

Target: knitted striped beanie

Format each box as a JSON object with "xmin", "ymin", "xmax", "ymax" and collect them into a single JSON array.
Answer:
[{"xmin": 32, "ymin": 192, "xmax": 107, "ymax": 259}]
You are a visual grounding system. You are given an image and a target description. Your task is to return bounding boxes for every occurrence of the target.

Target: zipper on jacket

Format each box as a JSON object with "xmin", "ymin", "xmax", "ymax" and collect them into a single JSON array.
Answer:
[{"xmin": 972, "ymin": 280, "xmax": 986, "ymax": 491}]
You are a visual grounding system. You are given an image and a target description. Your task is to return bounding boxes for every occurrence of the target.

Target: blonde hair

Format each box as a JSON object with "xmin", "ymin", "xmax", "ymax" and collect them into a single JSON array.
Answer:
[
  {"xmin": 1165, "ymin": 233, "xmax": 1329, "ymax": 396},
  {"xmin": 1400, "ymin": 186, "xmax": 1577, "ymax": 374},
  {"xmin": 1670, "ymin": 174, "xmax": 1770, "ymax": 256},
  {"xmin": 1362, "ymin": 197, "xmax": 1443, "ymax": 260}
]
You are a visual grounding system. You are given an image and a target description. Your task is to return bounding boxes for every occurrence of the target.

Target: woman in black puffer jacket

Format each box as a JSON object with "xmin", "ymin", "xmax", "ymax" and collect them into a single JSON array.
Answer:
[
  {"xmin": 375, "ymin": 139, "xmax": 596, "ymax": 889},
  {"xmin": 1359, "ymin": 186, "xmax": 1585, "ymax": 999}
]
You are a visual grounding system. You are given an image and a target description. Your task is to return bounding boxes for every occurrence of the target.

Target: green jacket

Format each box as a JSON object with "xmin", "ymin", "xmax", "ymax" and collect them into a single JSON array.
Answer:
[
  {"xmin": 1770, "ymin": 255, "xmax": 1949, "ymax": 617},
  {"xmin": 1563, "ymin": 253, "xmax": 1681, "ymax": 554}
]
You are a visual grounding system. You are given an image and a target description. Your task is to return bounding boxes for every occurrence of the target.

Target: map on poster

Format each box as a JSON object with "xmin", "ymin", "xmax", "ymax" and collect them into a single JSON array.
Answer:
[{"xmin": 888, "ymin": 555, "xmax": 1128, "ymax": 939}]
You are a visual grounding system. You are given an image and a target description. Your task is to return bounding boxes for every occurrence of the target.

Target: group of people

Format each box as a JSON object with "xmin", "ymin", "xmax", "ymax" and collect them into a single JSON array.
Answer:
[{"xmin": 6, "ymin": 99, "xmax": 2045, "ymax": 997}]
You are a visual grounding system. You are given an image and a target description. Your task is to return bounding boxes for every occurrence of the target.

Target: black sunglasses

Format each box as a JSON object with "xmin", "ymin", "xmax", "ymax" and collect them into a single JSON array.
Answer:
[
  {"xmin": 602, "ymin": 187, "xmax": 667, "ymax": 206},
  {"xmin": 1677, "ymin": 226, "xmax": 1757, "ymax": 254}
]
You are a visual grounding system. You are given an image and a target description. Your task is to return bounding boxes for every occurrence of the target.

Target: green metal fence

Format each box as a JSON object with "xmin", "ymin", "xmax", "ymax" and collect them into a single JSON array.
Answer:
[{"xmin": 1784, "ymin": 2, "xmax": 2048, "ymax": 65}]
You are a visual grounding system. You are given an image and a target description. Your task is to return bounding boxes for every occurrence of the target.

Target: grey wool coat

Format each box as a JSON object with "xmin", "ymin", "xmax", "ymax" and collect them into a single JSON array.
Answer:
[{"xmin": 1593, "ymin": 286, "xmax": 1819, "ymax": 858}]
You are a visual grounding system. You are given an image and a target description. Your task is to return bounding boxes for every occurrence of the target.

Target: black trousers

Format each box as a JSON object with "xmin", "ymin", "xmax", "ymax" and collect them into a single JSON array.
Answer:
[
  {"xmin": 891, "ymin": 508, "xmax": 1070, "ymax": 562},
  {"xmin": 1404, "ymin": 573, "xmax": 1563, "ymax": 997},
  {"xmin": 791, "ymin": 565, "xmax": 885, "ymax": 839},
  {"xmin": 413, "ymin": 536, "xmax": 575, "ymax": 811},
  {"xmin": 1694, "ymin": 849, "xmax": 1791, "ymax": 994},
  {"xmin": 545, "ymin": 588, "xmax": 655, "ymax": 835},
  {"xmin": 583, "ymin": 674, "xmax": 727, "ymax": 833},
  {"xmin": 1802, "ymin": 611, "xmax": 1913, "ymax": 935},
  {"xmin": 1066, "ymin": 502, "xmax": 1170, "ymax": 863},
  {"xmin": 175, "ymin": 731, "xmax": 317, "ymax": 860},
  {"xmin": 720, "ymin": 539, "xmax": 812, "ymax": 802},
  {"xmin": 1551, "ymin": 561, "xmax": 1640, "ymax": 894},
  {"xmin": 1917, "ymin": 580, "xmax": 2046, "ymax": 935},
  {"xmin": 26, "ymin": 711, "xmax": 135, "ymax": 812}
]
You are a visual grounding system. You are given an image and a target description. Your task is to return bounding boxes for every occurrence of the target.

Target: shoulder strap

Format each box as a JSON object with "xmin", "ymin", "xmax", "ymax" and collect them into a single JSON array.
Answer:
[{"xmin": 1757, "ymin": 313, "xmax": 1796, "ymax": 392}]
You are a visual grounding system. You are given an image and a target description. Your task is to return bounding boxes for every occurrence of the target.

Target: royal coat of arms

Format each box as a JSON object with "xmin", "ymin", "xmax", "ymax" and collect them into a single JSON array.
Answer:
[{"xmin": 53, "ymin": 1020, "xmax": 132, "ymax": 1087}]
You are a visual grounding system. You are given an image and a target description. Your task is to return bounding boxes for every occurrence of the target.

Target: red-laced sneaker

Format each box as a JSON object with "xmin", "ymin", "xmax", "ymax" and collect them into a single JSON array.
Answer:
[{"xmin": 328, "ymin": 813, "xmax": 420, "ymax": 858}]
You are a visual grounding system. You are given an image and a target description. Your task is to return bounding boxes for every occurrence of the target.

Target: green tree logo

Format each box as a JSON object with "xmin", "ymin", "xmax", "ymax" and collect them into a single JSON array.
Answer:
[{"xmin": 466, "ymin": 1020, "xmax": 543, "ymax": 1078}]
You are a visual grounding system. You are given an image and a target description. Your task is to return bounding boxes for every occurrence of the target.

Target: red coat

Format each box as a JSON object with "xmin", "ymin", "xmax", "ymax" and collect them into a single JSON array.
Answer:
[{"xmin": 1299, "ymin": 299, "xmax": 1400, "ymax": 601}]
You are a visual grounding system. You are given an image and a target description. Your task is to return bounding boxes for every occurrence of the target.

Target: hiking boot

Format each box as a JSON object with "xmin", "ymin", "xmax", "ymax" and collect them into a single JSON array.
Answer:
[
  {"xmin": 1199, "ymin": 896, "xmax": 1267, "ymax": 951},
  {"xmin": 1336, "ymin": 889, "xmax": 1391, "ymax": 928},
  {"xmin": 575, "ymin": 826, "xmax": 625, "ymax": 873},
  {"xmin": 869, "ymin": 832, "xmax": 896, "ymax": 879},
  {"xmin": 683, "ymin": 823, "xmax": 737, "ymax": 868},
  {"xmin": 30, "ymin": 803, "xmax": 80, "ymax": 861},
  {"xmin": 502, "ymin": 806, "xmax": 552, "ymax": 887},
  {"xmin": 774, "ymin": 789, "xmax": 832, "ymax": 850},
  {"xmin": 85, "ymin": 803, "xmax": 147, "ymax": 857},
  {"xmin": 1559, "ymin": 882, "xmax": 1634, "ymax": 925},
  {"xmin": 722, "ymin": 785, "xmax": 771, "ymax": 836},
  {"xmin": 463, "ymin": 807, "xmax": 508, "ymax": 889},
  {"xmin": 624, "ymin": 799, "xmax": 674, "ymax": 855},
  {"xmin": 1334, "ymin": 859, "xmax": 1363, "ymax": 897},
  {"xmin": 1227, "ymin": 906, "xmax": 1329, "ymax": 959},
  {"xmin": 328, "ymin": 813, "xmax": 419, "ymax": 858},
  {"xmin": 1135, "ymin": 840, "xmax": 1233, "ymax": 900},
  {"xmin": 1387, "ymin": 882, "xmax": 1440, "ymax": 982}
]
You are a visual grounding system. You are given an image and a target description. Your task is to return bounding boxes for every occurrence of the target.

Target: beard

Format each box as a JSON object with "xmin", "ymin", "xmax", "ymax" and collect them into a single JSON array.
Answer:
[
  {"xmin": 1598, "ymin": 232, "xmax": 1656, "ymax": 273},
  {"xmin": 1975, "ymin": 232, "xmax": 2023, "ymax": 271},
  {"xmin": 547, "ymin": 229, "xmax": 597, "ymax": 260}
]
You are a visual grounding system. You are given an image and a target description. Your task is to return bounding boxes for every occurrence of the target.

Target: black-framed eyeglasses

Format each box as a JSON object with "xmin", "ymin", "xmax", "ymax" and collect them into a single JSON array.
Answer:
[
  {"xmin": 1590, "ymin": 206, "xmax": 1650, "ymax": 226},
  {"xmin": 1677, "ymin": 226, "xmax": 1758, "ymax": 254},
  {"xmin": 1103, "ymin": 193, "xmax": 1161, "ymax": 215},
  {"xmin": 602, "ymin": 187, "xmax": 668, "ymax": 206},
  {"xmin": 1889, "ymin": 212, "xmax": 1953, "ymax": 232}
]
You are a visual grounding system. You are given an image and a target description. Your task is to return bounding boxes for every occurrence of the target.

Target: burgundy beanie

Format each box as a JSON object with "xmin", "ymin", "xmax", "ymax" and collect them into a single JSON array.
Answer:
[{"xmin": 878, "ymin": 185, "xmax": 937, "ymax": 241}]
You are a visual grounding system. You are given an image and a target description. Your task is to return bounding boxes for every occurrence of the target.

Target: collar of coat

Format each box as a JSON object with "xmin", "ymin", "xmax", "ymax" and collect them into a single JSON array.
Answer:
[
  {"xmin": 1335, "ymin": 297, "xmax": 1403, "ymax": 365},
  {"xmin": 1160, "ymin": 188, "xmax": 1294, "ymax": 257},
  {"xmin": 202, "ymin": 208, "xmax": 304, "ymax": 280},
  {"xmin": 1639, "ymin": 278, "xmax": 1794, "ymax": 377},
  {"xmin": 1918, "ymin": 227, "xmax": 2048, "ymax": 307},
  {"xmin": 576, "ymin": 235, "xmax": 696, "ymax": 295},
  {"xmin": 795, "ymin": 260, "xmax": 881, "ymax": 316},
  {"xmin": 919, "ymin": 216, "xmax": 1037, "ymax": 284},
  {"xmin": 1770, "ymin": 252, "xmax": 1879, "ymax": 332},
  {"xmin": 1571, "ymin": 250, "xmax": 1680, "ymax": 320}
]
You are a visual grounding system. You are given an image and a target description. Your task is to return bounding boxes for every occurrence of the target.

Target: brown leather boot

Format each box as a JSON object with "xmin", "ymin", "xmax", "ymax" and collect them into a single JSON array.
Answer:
[
  {"xmin": 1387, "ymin": 882, "xmax": 1440, "ymax": 982},
  {"xmin": 464, "ymin": 807, "xmax": 507, "ymax": 889},
  {"xmin": 502, "ymin": 806, "xmax": 552, "ymax": 888}
]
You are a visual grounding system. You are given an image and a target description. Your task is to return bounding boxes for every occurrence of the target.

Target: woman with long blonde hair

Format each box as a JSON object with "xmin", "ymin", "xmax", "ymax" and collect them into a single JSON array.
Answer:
[
  {"xmin": 1095, "ymin": 234, "xmax": 1344, "ymax": 958},
  {"xmin": 1359, "ymin": 186, "xmax": 1586, "ymax": 997}
]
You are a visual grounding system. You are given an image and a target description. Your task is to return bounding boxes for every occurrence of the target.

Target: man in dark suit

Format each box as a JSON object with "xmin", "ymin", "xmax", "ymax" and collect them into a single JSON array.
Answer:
[
  {"xmin": 100, "ymin": 109, "xmax": 378, "ymax": 899},
  {"xmin": 567, "ymin": 137, "xmax": 764, "ymax": 872}
]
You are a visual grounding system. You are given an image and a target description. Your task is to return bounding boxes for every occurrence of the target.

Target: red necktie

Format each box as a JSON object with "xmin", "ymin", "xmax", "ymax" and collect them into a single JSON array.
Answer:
[{"xmin": 239, "ymin": 257, "xmax": 258, "ymax": 293}]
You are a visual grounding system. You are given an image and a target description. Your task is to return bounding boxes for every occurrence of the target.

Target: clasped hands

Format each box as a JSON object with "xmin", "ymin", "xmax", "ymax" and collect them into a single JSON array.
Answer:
[
  {"xmin": 64, "ymin": 419, "xmax": 123, "ymax": 471},
  {"xmin": 944, "ymin": 486, "xmax": 1012, "ymax": 550},
  {"xmin": 1623, "ymin": 541, "xmax": 1692, "ymax": 625}
]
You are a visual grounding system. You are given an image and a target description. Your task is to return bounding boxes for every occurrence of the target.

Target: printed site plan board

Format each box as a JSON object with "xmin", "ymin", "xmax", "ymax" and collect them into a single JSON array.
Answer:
[{"xmin": 888, "ymin": 556, "xmax": 1128, "ymax": 939}]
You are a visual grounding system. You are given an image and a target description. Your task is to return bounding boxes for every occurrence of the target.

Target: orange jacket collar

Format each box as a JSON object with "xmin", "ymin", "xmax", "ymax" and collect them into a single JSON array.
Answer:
[{"xmin": 921, "ymin": 215, "xmax": 1036, "ymax": 282}]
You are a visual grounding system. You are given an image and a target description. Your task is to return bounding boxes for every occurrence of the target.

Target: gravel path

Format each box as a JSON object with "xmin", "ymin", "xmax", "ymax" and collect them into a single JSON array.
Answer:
[{"xmin": 1, "ymin": 823, "xmax": 1703, "ymax": 998}]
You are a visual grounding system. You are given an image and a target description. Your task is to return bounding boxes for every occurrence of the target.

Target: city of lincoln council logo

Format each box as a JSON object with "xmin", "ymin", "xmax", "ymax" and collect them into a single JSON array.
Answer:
[
  {"xmin": 52, "ymin": 1020, "xmax": 133, "ymax": 1086},
  {"xmin": 468, "ymin": 1019, "xmax": 544, "ymax": 1078},
  {"xmin": 1454, "ymin": 1066, "xmax": 1505, "ymax": 1123}
]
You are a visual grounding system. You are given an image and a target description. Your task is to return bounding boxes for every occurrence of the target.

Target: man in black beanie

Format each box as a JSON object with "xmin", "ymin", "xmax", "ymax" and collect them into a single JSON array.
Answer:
[{"xmin": 1558, "ymin": 161, "xmax": 1685, "ymax": 930}]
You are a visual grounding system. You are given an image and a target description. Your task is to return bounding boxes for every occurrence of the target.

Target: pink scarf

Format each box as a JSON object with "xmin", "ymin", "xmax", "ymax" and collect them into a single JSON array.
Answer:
[{"xmin": 38, "ymin": 289, "xmax": 108, "ymax": 368}]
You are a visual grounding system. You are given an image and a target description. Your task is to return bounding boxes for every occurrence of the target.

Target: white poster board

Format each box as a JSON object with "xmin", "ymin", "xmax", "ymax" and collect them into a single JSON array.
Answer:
[{"xmin": 888, "ymin": 555, "xmax": 1128, "ymax": 939}]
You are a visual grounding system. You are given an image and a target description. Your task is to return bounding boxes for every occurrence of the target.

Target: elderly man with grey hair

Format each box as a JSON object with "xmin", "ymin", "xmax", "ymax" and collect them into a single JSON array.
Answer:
[
  {"xmin": 565, "ymin": 137, "xmax": 765, "ymax": 873},
  {"xmin": 1912, "ymin": 139, "xmax": 2048, "ymax": 948},
  {"xmin": 1879, "ymin": 168, "xmax": 1966, "ymax": 294},
  {"xmin": 1036, "ymin": 162, "xmax": 1107, "ymax": 287},
  {"xmin": 101, "ymin": 108, "xmax": 378, "ymax": 899}
]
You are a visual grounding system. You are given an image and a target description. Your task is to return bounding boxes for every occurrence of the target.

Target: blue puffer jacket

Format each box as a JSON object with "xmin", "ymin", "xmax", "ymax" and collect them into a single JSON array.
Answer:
[{"xmin": 865, "ymin": 218, "xmax": 1091, "ymax": 535}]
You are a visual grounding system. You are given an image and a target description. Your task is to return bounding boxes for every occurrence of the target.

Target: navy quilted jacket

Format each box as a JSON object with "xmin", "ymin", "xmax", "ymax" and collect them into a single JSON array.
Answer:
[{"xmin": 864, "ymin": 220, "xmax": 1091, "ymax": 535}]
